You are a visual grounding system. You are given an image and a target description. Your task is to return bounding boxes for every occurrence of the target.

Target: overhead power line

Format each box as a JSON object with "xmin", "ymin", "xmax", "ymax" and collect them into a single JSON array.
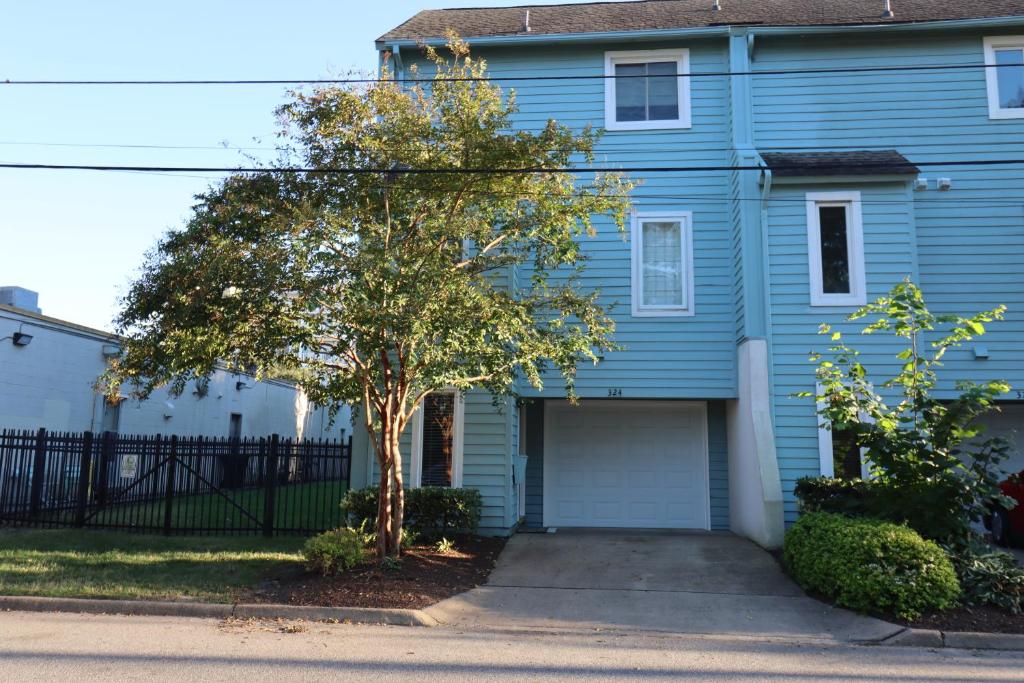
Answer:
[
  {"xmin": 1, "ymin": 159, "xmax": 1023, "ymax": 174},
  {"xmin": 3, "ymin": 62, "xmax": 1022, "ymax": 86}
]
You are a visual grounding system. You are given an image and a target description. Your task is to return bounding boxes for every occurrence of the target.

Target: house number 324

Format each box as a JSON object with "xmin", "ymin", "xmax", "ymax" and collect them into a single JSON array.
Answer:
[{"xmin": 607, "ymin": 388, "xmax": 623, "ymax": 397}]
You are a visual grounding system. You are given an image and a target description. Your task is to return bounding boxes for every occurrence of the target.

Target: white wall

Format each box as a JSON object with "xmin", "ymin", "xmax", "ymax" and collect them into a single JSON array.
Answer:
[
  {"xmin": 727, "ymin": 339, "xmax": 785, "ymax": 548},
  {"xmin": 0, "ymin": 306, "xmax": 351, "ymax": 439}
]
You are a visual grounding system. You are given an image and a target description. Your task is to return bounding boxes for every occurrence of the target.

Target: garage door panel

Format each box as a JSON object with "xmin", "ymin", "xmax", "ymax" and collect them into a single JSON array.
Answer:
[{"xmin": 544, "ymin": 402, "xmax": 709, "ymax": 529}]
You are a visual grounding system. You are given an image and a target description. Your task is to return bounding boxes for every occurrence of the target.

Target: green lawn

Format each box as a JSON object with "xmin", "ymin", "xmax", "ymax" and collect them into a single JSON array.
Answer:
[
  {"xmin": 0, "ymin": 529, "xmax": 305, "ymax": 602},
  {"xmin": 86, "ymin": 479, "xmax": 348, "ymax": 533}
]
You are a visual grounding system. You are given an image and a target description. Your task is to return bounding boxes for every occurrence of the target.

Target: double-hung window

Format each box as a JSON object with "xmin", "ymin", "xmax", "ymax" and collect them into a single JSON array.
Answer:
[
  {"xmin": 410, "ymin": 391, "xmax": 464, "ymax": 488},
  {"xmin": 806, "ymin": 192, "xmax": 866, "ymax": 307},
  {"xmin": 605, "ymin": 49, "xmax": 691, "ymax": 131},
  {"xmin": 631, "ymin": 211, "xmax": 694, "ymax": 317},
  {"xmin": 984, "ymin": 36, "xmax": 1024, "ymax": 119}
]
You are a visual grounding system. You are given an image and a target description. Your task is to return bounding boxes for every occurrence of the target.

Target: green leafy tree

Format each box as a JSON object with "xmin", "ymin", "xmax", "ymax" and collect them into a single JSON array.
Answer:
[
  {"xmin": 103, "ymin": 37, "xmax": 632, "ymax": 557},
  {"xmin": 803, "ymin": 279, "xmax": 1012, "ymax": 542}
]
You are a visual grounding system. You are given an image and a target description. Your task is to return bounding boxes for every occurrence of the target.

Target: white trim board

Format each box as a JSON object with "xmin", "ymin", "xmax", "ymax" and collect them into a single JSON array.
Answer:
[
  {"xmin": 604, "ymin": 49, "xmax": 692, "ymax": 131},
  {"xmin": 805, "ymin": 191, "xmax": 866, "ymax": 307}
]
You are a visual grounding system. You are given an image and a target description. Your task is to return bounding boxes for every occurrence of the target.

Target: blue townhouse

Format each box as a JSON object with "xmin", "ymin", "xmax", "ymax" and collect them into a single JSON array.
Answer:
[{"xmin": 348, "ymin": 0, "xmax": 1024, "ymax": 547}]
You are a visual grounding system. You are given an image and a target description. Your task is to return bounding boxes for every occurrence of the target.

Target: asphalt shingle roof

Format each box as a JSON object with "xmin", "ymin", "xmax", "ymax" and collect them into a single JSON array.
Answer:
[
  {"xmin": 760, "ymin": 150, "xmax": 920, "ymax": 177},
  {"xmin": 379, "ymin": 0, "xmax": 1024, "ymax": 42}
]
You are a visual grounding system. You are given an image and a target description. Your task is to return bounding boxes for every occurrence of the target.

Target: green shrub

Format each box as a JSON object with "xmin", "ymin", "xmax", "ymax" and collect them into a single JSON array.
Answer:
[
  {"xmin": 794, "ymin": 476, "xmax": 877, "ymax": 516},
  {"xmin": 340, "ymin": 486, "xmax": 482, "ymax": 537},
  {"xmin": 794, "ymin": 475, "xmax": 984, "ymax": 542},
  {"xmin": 302, "ymin": 528, "xmax": 366, "ymax": 576},
  {"xmin": 946, "ymin": 540, "xmax": 1024, "ymax": 614},
  {"xmin": 784, "ymin": 512, "xmax": 960, "ymax": 620}
]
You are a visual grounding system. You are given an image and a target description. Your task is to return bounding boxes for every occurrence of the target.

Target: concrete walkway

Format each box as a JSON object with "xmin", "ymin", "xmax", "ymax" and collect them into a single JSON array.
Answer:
[{"xmin": 426, "ymin": 529, "xmax": 901, "ymax": 642}]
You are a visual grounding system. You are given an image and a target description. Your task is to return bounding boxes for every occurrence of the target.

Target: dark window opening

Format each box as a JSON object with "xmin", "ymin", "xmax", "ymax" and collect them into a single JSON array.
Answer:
[
  {"xmin": 421, "ymin": 394, "xmax": 455, "ymax": 487},
  {"xmin": 101, "ymin": 399, "xmax": 121, "ymax": 434},
  {"xmin": 832, "ymin": 427, "xmax": 862, "ymax": 480},
  {"xmin": 819, "ymin": 205, "xmax": 851, "ymax": 294},
  {"xmin": 229, "ymin": 413, "xmax": 243, "ymax": 440}
]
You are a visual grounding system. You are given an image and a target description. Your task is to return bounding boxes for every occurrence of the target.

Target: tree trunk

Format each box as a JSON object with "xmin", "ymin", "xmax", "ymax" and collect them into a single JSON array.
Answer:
[
  {"xmin": 390, "ymin": 430, "xmax": 405, "ymax": 554},
  {"xmin": 376, "ymin": 460, "xmax": 392, "ymax": 557}
]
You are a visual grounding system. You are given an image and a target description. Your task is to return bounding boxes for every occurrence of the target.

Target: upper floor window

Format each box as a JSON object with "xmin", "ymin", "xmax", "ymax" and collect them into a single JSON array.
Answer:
[
  {"xmin": 604, "ymin": 49, "xmax": 691, "ymax": 131},
  {"xmin": 805, "ymin": 192, "xmax": 866, "ymax": 307},
  {"xmin": 631, "ymin": 211, "xmax": 694, "ymax": 317},
  {"xmin": 984, "ymin": 36, "xmax": 1024, "ymax": 119}
]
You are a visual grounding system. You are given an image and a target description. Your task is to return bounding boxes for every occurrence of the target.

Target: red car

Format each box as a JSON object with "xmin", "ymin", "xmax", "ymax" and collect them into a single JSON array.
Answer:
[{"xmin": 989, "ymin": 471, "xmax": 1024, "ymax": 547}]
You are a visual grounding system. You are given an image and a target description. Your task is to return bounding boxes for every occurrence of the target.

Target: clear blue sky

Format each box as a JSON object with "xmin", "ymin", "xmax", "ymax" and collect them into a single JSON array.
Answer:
[{"xmin": 0, "ymin": 0, "xmax": 612, "ymax": 330}]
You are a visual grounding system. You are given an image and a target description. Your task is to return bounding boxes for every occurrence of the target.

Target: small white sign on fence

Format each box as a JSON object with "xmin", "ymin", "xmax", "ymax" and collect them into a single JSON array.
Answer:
[{"xmin": 120, "ymin": 454, "xmax": 139, "ymax": 479}]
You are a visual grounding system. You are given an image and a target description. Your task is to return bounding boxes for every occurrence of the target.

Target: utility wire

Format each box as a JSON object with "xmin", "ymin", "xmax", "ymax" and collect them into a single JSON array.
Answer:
[
  {"xmin": 4, "ymin": 61, "xmax": 1023, "ymax": 85},
  {"xmin": 1, "ymin": 159, "xmax": 1022, "ymax": 174}
]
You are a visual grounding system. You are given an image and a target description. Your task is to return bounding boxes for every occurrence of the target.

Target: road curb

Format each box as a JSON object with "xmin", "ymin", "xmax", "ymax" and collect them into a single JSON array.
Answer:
[
  {"xmin": 879, "ymin": 627, "xmax": 1024, "ymax": 651},
  {"xmin": 0, "ymin": 595, "xmax": 436, "ymax": 627}
]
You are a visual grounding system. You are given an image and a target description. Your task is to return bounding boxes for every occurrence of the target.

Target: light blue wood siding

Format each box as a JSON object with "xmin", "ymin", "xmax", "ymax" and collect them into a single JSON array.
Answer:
[
  {"xmin": 707, "ymin": 400, "xmax": 730, "ymax": 530},
  {"xmin": 753, "ymin": 32, "xmax": 1024, "ymax": 522},
  {"xmin": 445, "ymin": 41, "xmax": 740, "ymax": 400}
]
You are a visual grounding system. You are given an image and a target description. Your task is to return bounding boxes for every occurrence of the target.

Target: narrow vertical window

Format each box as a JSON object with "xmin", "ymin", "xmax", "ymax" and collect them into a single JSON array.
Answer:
[
  {"xmin": 831, "ymin": 427, "xmax": 862, "ymax": 480},
  {"xmin": 806, "ymin": 192, "xmax": 865, "ymax": 306},
  {"xmin": 818, "ymin": 206, "xmax": 851, "ymax": 295},
  {"xmin": 605, "ymin": 50, "xmax": 690, "ymax": 131},
  {"xmin": 632, "ymin": 212, "xmax": 694, "ymax": 316},
  {"xmin": 411, "ymin": 391, "xmax": 463, "ymax": 488},
  {"xmin": 420, "ymin": 393, "xmax": 455, "ymax": 487},
  {"xmin": 985, "ymin": 37, "xmax": 1024, "ymax": 119}
]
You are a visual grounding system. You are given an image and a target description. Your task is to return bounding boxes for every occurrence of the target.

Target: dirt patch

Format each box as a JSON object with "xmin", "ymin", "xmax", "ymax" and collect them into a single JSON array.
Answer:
[
  {"xmin": 903, "ymin": 605, "xmax": 1024, "ymax": 635},
  {"xmin": 247, "ymin": 535, "xmax": 506, "ymax": 610}
]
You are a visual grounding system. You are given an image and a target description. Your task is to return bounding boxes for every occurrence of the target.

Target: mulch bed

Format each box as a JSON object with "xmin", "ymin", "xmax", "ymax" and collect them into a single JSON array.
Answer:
[
  {"xmin": 903, "ymin": 605, "xmax": 1024, "ymax": 635},
  {"xmin": 248, "ymin": 535, "xmax": 506, "ymax": 610}
]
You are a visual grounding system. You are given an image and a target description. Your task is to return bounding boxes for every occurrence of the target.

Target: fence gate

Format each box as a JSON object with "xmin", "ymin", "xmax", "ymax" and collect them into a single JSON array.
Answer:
[{"xmin": 0, "ymin": 428, "xmax": 351, "ymax": 536}]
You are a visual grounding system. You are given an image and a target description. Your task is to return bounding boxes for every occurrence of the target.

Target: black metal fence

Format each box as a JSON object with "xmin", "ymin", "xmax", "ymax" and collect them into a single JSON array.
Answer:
[{"xmin": 0, "ymin": 428, "xmax": 351, "ymax": 536}]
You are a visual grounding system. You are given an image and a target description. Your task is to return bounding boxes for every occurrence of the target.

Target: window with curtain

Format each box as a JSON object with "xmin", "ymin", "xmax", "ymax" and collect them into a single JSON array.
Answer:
[
  {"xmin": 633, "ymin": 213, "xmax": 692, "ymax": 316},
  {"xmin": 420, "ymin": 393, "xmax": 455, "ymax": 487},
  {"xmin": 642, "ymin": 221, "xmax": 684, "ymax": 306}
]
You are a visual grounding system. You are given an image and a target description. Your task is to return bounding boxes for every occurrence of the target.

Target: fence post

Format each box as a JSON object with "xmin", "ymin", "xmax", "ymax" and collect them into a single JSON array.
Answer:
[
  {"xmin": 28, "ymin": 428, "xmax": 47, "ymax": 517},
  {"xmin": 263, "ymin": 434, "xmax": 279, "ymax": 537},
  {"xmin": 74, "ymin": 431, "xmax": 94, "ymax": 527},
  {"xmin": 95, "ymin": 431, "xmax": 114, "ymax": 509},
  {"xmin": 163, "ymin": 435, "xmax": 177, "ymax": 536}
]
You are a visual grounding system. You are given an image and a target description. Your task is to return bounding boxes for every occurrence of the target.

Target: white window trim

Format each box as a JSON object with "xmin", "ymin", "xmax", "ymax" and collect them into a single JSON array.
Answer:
[
  {"xmin": 604, "ymin": 49, "xmax": 691, "ymax": 131},
  {"xmin": 631, "ymin": 210, "xmax": 695, "ymax": 317},
  {"xmin": 806, "ymin": 191, "xmax": 866, "ymax": 307},
  {"xmin": 409, "ymin": 390, "xmax": 464, "ymax": 488},
  {"xmin": 983, "ymin": 36, "xmax": 1024, "ymax": 120}
]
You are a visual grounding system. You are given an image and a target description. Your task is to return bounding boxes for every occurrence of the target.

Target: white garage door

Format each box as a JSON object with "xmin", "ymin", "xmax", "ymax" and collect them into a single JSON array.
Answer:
[{"xmin": 543, "ymin": 401, "xmax": 709, "ymax": 529}]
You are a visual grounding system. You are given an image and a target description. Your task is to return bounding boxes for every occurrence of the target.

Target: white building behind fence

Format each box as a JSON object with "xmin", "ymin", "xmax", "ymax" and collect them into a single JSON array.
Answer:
[{"xmin": 0, "ymin": 287, "xmax": 350, "ymax": 440}]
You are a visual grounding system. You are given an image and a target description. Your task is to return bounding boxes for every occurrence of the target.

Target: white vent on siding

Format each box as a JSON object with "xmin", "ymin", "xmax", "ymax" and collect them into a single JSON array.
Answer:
[
  {"xmin": 882, "ymin": 0, "xmax": 894, "ymax": 18},
  {"xmin": 712, "ymin": 0, "xmax": 722, "ymax": 10},
  {"xmin": 522, "ymin": 10, "xmax": 531, "ymax": 32}
]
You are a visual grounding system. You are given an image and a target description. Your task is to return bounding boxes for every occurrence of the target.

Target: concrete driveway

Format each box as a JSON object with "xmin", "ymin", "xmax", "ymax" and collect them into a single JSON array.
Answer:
[{"xmin": 426, "ymin": 529, "xmax": 901, "ymax": 642}]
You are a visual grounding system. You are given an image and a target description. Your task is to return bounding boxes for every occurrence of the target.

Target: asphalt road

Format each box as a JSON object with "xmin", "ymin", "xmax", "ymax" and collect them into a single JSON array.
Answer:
[{"xmin": 2, "ymin": 611, "xmax": 1023, "ymax": 682}]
